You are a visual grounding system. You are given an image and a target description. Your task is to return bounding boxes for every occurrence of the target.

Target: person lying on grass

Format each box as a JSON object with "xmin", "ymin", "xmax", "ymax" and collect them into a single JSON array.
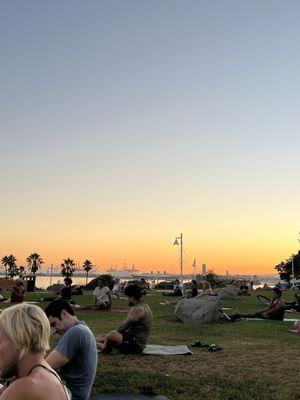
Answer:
[
  {"xmin": 96, "ymin": 284, "xmax": 153, "ymax": 354},
  {"xmin": 230, "ymin": 287, "xmax": 285, "ymax": 321}
]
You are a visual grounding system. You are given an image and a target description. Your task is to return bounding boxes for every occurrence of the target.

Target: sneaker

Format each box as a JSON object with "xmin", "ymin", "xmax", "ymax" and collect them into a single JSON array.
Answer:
[{"xmin": 208, "ymin": 344, "xmax": 222, "ymax": 352}]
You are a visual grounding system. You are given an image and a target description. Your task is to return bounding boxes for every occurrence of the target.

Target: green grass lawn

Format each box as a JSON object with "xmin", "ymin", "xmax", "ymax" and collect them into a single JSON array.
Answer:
[{"xmin": 1, "ymin": 290, "xmax": 299, "ymax": 400}]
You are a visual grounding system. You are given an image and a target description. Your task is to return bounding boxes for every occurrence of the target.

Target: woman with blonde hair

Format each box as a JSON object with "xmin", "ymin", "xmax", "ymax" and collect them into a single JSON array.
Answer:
[{"xmin": 0, "ymin": 303, "xmax": 70, "ymax": 399}]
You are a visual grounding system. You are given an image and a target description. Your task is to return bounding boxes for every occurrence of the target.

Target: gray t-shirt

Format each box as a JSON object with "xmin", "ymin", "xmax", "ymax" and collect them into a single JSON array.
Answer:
[{"xmin": 56, "ymin": 321, "xmax": 97, "ymax": 400}]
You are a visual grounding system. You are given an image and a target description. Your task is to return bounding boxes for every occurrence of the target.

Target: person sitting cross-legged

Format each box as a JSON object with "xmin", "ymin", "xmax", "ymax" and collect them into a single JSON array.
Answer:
[
  {"xmin": 45, "ymin": 299, "xmax": 97, "ymax": 400},
  {"xmin": 96, "ymin": 284, "xmax": 153, "ymax": 354},
  {"xmin": 0, "ymin": 303, "xmax": 71, "ymax": 400},
  {"xmin": 93, "ymin": 278, "xmax": 112, "ymax": 310}
]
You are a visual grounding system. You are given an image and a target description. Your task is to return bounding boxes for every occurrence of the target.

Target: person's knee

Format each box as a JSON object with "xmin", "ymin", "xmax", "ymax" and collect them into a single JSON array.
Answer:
[
  {"xmin": 107, "ymin": 330, "xmax": 119, "ymax": 339},
  {"xmin": 107, "ymin": 330, "xmax": 122, "ymax": 344}
]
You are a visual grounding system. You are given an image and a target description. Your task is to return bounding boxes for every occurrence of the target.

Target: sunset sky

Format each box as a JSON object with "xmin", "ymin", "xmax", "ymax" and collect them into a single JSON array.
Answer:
[{"xmin": 1, "ymin": 1, "xmax": 300, "ymax": 275}]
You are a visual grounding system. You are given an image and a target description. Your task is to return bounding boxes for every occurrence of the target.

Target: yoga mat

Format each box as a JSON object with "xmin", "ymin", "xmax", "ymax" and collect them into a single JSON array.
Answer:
[
  {"xmin": 245, "ymin": 318, "xmax": 298, "ymax": 322},
  {"xmin": 143, "ymin": 345, "xmax": 192, "ymax": 355},
  {"xmin": 89, "ymin": 395, "xmax": 169, "ymax": 400},
  {"xmin": 75, "ymin": 306, "xmax": 127, "ymax": 313},
  {"xmin": 98, "ymin": 345, "xmax": 192, "ymax": 356}
]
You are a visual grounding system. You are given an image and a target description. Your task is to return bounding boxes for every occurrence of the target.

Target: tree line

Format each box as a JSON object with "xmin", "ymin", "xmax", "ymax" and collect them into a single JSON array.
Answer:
[
  {"xmin": 1, "ymin": 254, "xmax": 93, "ymax": 285},
  {"xmin": 275, "ymin": 250, "xmax": 300, "ymax": 281}
]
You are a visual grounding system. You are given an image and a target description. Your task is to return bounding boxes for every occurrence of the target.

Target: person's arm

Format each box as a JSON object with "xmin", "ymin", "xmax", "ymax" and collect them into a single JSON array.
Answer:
[
  {"xmin": 46, "ymin": 350, "xmax": 70, "ymax": 370},
  {"xmin": 117, "ymin": 305, "xmax": 145, "ymax": 333},
  {"xmin": 0, "ymin": 379, "xmax": 36, "ymax": 400},
  {"xmin": 47, "ymin": 326, "xmax": 81, "ymax": 370}
]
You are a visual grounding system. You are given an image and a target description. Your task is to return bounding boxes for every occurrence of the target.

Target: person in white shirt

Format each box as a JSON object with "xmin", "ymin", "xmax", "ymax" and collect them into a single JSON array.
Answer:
[
  {"xmin": 111, "ymin": 279, "xmax": 121, "ymax": 299},
  {"xmin": 93, "ymin": 279, "xmax": 112, "ymax": 310}
]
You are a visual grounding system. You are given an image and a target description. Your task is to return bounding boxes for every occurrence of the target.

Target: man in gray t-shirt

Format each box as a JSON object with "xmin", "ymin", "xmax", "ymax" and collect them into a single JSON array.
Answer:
[{"xmin": 45, "ymin": 299, "xmax": 97, "ymax": 400}]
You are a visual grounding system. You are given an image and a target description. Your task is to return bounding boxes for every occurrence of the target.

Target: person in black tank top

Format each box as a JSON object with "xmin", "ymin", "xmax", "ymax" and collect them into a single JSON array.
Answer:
[{"xmin": 96, "ymin": 284, "xmax": 153, "ymax": 353}]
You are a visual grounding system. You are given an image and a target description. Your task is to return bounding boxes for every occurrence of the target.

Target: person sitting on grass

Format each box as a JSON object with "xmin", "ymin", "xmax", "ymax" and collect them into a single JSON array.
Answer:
[
  {"xmin": 39, "ymin": 278, "xmax": 74, "ymax": 304},
  {"xmin": 139, "ymin": 278, "xmax": 148, "ymax": 296},
  {"xmin": 45, "ymin": 299, "xmax": 97, "ymax": 400},
  {"xmin": 162, "ymin": 280, "xmax": 205, "ymax": 305},
  {"xmin": 96, "ymin": 284, "xmax": 153, "ymax": 354},
  {"xmin": 0, "ymin": 303, "xmax": 71, "ymax": 400},
  {"xmin": 4, "ymin": 278, "xmax": 25, "ymax": 304},
  {"xmin": 60, "ymin": 278, "xmax": 74, "ymax": 303},
  {"xmin": 163, "ymin": 279, "xmax": 183, "ymax": 297},
  {"xmin": 198, "ymin": 281, "xmax": 214, "ymax": 296},
  {"xmin": 111, "ymin": 279, "xmax": 121, "ymax": 299},
  {"xmin": 230, "ymin": 287, "xmax": 285, "ymax": 321},
  {"xmin": 294, "ymin": 286, "xmax": 300, "ymax": 312},
  {"xmin": 186, "ymin": 280, "xmax": 198, "ymax": 298},
  {"xmin": 289, "ymin": 320, "xmax": 300, "ymax": 334},
  {"xmin": 93, "ymin": 278, "xmax": 112, "ymax": 310},
  {"xmin": 284, "ymin": 285, "xmax": 300, "ymax": 312},
  {"xmin": 238, "ymin": 281, "xmax": 250, "ymax": 296}
]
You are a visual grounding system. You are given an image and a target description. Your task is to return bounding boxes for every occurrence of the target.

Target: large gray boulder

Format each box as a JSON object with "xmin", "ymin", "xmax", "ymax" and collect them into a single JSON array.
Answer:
[
  {"xmin": 217, "ymin": 286, "xmax": 238, "ymax": 300},
  {"xmin": 175, "ymin": 295, "xmax": 222, "ymax": 324}
]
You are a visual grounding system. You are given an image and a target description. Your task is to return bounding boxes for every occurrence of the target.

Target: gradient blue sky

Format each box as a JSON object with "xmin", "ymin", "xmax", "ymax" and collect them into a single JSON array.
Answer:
[{"xmin": 1, "ymin": 1, "xmax": 300, "ymax": 274}]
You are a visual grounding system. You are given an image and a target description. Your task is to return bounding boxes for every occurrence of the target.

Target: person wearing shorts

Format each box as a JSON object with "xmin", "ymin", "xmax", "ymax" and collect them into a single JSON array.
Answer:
[{"xmin": 96, "ymin": 284, "xmax": 153, "ymax": 354}]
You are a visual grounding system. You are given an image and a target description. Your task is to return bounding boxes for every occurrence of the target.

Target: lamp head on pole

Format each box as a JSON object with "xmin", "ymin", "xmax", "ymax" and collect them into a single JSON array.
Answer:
[{"xmin": 173, "ymin": 238, "xmax": 179, "ymax": 246}]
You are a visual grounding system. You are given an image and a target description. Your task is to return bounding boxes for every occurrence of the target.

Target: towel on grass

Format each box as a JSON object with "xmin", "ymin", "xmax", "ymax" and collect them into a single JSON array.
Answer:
[{"xmin": 143, "ymin": 344, "xmax": 192, "ymax": 355}]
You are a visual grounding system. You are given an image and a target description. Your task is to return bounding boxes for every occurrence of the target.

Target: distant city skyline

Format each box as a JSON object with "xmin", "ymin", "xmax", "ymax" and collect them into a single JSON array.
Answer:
[{"xmin": 1, "ymin": 1, "xmax": 300, "ymax": 275}]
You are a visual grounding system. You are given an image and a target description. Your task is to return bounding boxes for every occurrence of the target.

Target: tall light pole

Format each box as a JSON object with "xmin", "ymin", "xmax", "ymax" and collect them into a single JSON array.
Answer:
[
  {"xmin": 291, "ymin": 255, "xmax": 295, "ymax": 288},
  {"xmin": 173, "ymin": 233, "xmax": 183, "ymax": 286},
  {"xmin": 291, "ymin": 232, "xmax": 300, "ymax": 288}
]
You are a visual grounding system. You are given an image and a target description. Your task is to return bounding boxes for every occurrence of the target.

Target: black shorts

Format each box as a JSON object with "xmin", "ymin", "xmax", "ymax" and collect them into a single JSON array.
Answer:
[{"xmin": 119, "ymin": 332, "xmax": 144, "ymax": 354}]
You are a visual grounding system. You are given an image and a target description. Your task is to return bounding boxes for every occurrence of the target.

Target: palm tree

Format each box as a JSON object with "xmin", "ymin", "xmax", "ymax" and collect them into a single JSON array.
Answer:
[
  {"xmin": 61, "ymin": 258, "xmax": 75, "ymax": 279},
  {"xmin": 19, "ymin": 266, "xmax": 25, "ymax": 277},
  {"xmin": 6, "ymin": 255, "xmax": 18, "ymax": 279},
  {"xmin": 1, "ymin": 255, "xmax": 10, "ymax": 278},
  {"xmin": 27, "ymin": 253, "xmax": 44, "ymax": 275},
  {"xmin": 83, "ymin": 259, "xmax": 93, "ymax": 286}
]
